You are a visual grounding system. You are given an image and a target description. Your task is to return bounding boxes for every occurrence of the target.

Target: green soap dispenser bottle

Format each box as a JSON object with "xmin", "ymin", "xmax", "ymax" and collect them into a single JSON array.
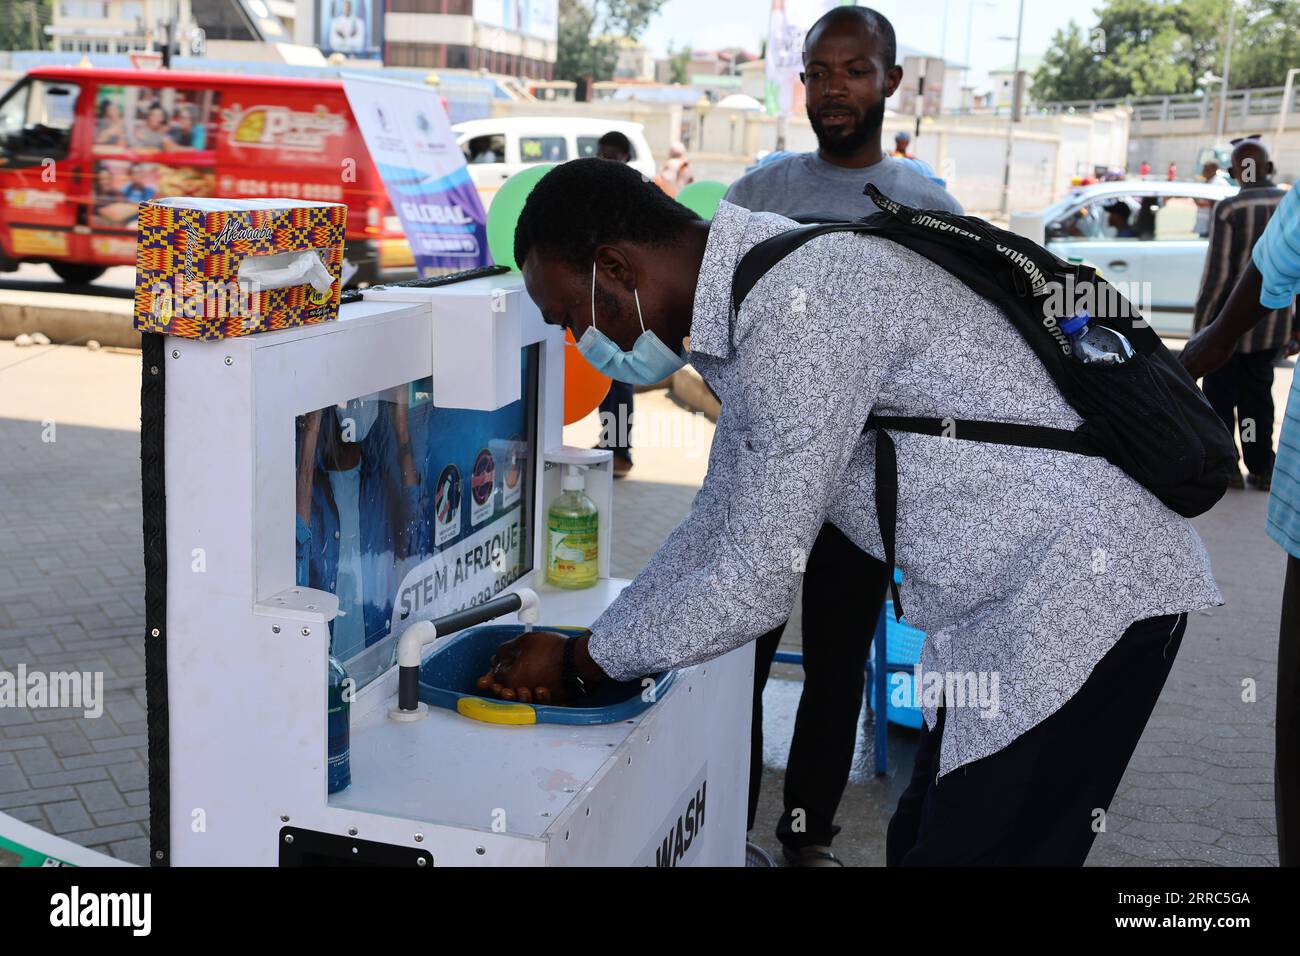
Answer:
[{"xmin": 546, "ymin": 464, "xmax": 599, "ymax": 589}]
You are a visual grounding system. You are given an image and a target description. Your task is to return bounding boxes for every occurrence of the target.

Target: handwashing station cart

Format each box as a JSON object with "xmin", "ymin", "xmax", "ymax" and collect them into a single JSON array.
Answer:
[{"xmin": 140, "ymin": 267, "xmax": 753, "ymax": 867}]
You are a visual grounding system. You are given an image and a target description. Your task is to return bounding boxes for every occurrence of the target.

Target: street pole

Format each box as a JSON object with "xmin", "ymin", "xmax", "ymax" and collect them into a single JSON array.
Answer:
[
  {"xmin": 941, "ymin": 0, "xmax": 950, "ymax": 60},
  {"xmin": 1216, "ymin": 1, "xmax": 1236, "ymax": 142},
  {"xmin": 999, "ymin": 0, "xmax": 1025, "ymax": 218},
  {"xmin": 1278, "ymin": 67, "xmax": 1300, "ymax": 146}
]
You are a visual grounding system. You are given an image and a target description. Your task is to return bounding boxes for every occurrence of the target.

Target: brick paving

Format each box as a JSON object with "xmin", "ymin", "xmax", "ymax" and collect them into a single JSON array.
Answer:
[{"xmin": 0, "ymin": 340, "xmax": 1290, "ymax": 866}]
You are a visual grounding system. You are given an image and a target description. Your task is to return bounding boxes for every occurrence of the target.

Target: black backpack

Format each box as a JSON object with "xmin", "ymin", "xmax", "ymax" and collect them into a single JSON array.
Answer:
[{"xmin": 731, "ymin": 183, "xmax": 1237, "ymax": 617}]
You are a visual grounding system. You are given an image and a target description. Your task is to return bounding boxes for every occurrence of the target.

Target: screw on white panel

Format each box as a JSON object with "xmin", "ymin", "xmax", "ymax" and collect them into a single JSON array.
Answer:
[
  {"xmin": 301, "ymin": 627, "xmax": 311, "ymax": 637},
  {"xmin": 348, "ymin": 827, "xmax": 358, "ymax": 836},
  {"xmin": 414, "ymin": 833, "xmax": 423, "ymax": 843},
  {"xmin": 280, "ymin": 815, "xmax": 289, "ymax": 822},
  {"xmin": 475, "ymin": 846, "xmax": 485, "ymax": 855},
  {"xmin": 171, "ymin": 349, "xmax": 180, "ymax": 359},
  {"xmin": 272, "ymin": 625, "xmax": 280, "ymax": 634},
  {"xmin": 224, "ymin": 356, "xmax": 233, "ymax": 366}
]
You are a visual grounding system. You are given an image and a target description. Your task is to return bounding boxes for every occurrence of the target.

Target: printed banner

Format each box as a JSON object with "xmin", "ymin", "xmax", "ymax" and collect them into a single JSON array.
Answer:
[
  {"xmin": 765, "ymin": 0, "xmax": 842, "ymax": 117},
  {"xmin": 342, "ymin": 74, "xmax": 489, "ymax": 275},
  {"xmin": 389, "ymin": 507, "xmax": 529, "ymax": 643}
]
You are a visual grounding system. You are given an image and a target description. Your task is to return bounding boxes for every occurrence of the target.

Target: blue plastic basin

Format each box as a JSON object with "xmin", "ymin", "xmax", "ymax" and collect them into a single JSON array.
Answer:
[{"xmin": 417, "ymin": 624, "xmax": 676, "ymax": 725}]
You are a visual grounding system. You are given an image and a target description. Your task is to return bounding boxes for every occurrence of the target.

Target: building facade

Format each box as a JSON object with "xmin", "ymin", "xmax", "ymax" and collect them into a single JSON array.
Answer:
[
  {"xmin": 49, "ymin": 0, "xmax": 195, "ymax": 54},
  {"xmin": 377, "ymin": 1, "xmax": 557, "ymax": 78}
]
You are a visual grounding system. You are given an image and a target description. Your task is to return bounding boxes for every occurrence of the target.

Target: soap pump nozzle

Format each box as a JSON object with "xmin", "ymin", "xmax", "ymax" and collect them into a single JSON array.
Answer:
[{"xmin": 561, "ymin": 464, "xmax": 587, "ymax": 492}]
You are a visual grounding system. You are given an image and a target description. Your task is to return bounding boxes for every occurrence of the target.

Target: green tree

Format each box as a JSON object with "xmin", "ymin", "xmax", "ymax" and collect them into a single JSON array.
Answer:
[
  {"xmin": 0, "ymin": 0, "xmax": 51, "ymax": 52},
  {"xmin": 1032, "ymin": 0, "xmax": 1300, "ymax": 102},
  {"xmin": 1032, "ymin": 22, "xmax": 1103, "ymax": 102},
  {"xmin": 555, "ymin": 0, "xmax": 668, "ymax": 83},
  {"xmin": 1229, "ymin": 0, "xmax": 1300, "ymax": 88},
  {"xmin": 665, "ymin": 40, "xmax": 690, "ymax": 85}
]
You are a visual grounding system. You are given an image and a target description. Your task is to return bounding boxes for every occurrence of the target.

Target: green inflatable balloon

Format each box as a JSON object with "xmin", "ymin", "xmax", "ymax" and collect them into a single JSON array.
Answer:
[
  {"xmin": 674, "ymin": 180, "xmax": 729, "ymax": 219},
  {"xmin": 486, "ymin": 163, "xmax": 557, "ymax": 271}
]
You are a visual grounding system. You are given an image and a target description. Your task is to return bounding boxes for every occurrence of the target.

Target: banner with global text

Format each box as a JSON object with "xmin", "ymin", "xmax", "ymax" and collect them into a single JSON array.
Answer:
[{"xmin": 341, "ymin": 73, "xmax": 489, "ymax": 276}]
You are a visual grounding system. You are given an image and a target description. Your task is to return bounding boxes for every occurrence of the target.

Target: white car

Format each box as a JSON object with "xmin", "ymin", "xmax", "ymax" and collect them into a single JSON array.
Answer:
[
  {"xmin": 1010, "ymin": 179, "xmax": 1238, "ymax": 335},
  {"xmin": 452, "ymin": 117, "xmax": 656, "ymax": 209}
]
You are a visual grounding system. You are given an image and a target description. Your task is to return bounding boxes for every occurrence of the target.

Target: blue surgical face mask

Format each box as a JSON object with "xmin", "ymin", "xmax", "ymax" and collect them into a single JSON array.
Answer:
[{"xmin": 577, "ymin": 263, "xmax": 686, "ymax": 386}]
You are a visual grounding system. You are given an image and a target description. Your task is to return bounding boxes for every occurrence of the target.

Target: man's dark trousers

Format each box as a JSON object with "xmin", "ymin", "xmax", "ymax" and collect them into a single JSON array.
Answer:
[
  {"xmin": 885, "ymin": 612, "xmax": 1187, "ymax": 865},
  {"xmin": 598, "ymin": 380, "xmax": 634, "ymax": 463},
  {"xmin": 1201, "ymin": 348, "xmax": 1279, "ymax": 476},
  {"xmin": 748, "ymin": 521, "xmax": 888, "ymax": 849},
  {"xmin": 1278, "ymin": 554, "xmax": 1300, "ymax": 866}
]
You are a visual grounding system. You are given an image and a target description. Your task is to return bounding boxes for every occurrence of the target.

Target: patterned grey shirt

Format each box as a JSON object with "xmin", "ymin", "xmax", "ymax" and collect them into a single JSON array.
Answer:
[{"xmin": 587, "ymin": 200, "xmax": 1223, "ymax": 777}]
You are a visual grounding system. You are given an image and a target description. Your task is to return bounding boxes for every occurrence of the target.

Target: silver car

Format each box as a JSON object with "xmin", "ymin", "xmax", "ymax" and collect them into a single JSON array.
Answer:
[{"xmin": 1010, "ymin": 179, "xmax": 1238, "ymax": 336}]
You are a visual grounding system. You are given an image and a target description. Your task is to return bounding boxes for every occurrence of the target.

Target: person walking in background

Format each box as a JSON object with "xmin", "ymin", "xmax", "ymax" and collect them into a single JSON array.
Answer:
[
  {"xmin": 1139, "ymin": 159, "xmax": 1152, "ymax": 178},
  {"xmin": 723, "ymin": 5, "xmax": 963, "ymax": 867},
  {"xmin": 891, "ymin": 129, "xmax": 913, "ymax": 158},
  {"xmin": 594, "ymin": 130, "xmax": 638, "ymax": 478},
  {"xmin": 657, "ymin": 142, "xmax": 695, "ymax": 197},
  {"xmin": 1181, "ymin": 181, "xmax": 1300, "ymax": 866},
  {"xmin": 1195, "ymin": 160, "xmax": 1230, "ymax": 237},
  {"xmin": 1192, "ymin": 140, "xmax": 1298, "ymax": 491}
]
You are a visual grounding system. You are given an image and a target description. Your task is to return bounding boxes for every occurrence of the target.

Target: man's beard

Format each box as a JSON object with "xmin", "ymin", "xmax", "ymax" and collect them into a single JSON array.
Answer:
[{"xmin": 808, "ymin": 96, "xmax": 886, "ymax": 157}]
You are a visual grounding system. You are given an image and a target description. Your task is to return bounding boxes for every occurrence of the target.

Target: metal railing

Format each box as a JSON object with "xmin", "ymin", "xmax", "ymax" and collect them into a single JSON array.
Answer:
[{"xmin": 1034, "ymin": 86, "xmax": 1300, "ymax": 125}]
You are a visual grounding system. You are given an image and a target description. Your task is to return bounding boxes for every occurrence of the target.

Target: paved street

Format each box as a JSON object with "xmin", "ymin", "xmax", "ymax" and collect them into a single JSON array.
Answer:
[{"xmin": 0, "ymin": 337, "xmax": 1290, "ymax": 866}]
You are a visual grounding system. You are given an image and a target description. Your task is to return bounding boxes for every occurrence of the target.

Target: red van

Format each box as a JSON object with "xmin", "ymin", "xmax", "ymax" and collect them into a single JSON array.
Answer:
[{"xmin": 0, "ymin": 66, "xmax": 415, "ymax": 285}]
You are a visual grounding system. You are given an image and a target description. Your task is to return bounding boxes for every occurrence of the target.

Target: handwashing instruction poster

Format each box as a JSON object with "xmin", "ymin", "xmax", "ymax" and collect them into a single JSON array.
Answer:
[{"xmin": 294, "ymin": 345, "xmax": 537, "ymax": 687}]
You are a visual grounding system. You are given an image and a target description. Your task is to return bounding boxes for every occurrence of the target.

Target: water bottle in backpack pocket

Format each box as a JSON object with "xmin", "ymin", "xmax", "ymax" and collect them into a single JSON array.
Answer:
[{"xmin": 1061, "ymin": 310, "xmax": 1135, "ymax": 367}]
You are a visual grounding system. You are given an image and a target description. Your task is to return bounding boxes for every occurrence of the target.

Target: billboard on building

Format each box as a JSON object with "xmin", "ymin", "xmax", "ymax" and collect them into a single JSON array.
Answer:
[
  {"xmin": 318, "ymin": 0, "xmax": 384, "ymax": 59},
  {"xmin": 473, "ymin": 0, "xmax": 558, "ymax": 42}
]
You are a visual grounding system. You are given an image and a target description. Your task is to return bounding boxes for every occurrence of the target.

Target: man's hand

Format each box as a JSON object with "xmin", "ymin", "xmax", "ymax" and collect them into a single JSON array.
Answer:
[
  {"xmin": 1179, "ymin": 328, "xmax": 1235, "ymax": 380},
  {"xmin": 476, "ymin": 630, "xmax": 570, "ymax": 704}
]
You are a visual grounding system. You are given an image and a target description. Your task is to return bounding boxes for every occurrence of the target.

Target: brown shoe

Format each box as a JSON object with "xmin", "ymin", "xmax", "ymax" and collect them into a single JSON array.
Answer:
[{"xmin": 611, "ymin": 455, "xmax": 633, "ymax": 479}]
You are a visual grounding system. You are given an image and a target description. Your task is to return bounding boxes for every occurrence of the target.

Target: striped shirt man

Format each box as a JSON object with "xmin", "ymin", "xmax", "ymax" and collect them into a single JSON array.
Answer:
[{"xmin": 1194, "ymin": 185, "xmax": 1299, "ymax": 353}]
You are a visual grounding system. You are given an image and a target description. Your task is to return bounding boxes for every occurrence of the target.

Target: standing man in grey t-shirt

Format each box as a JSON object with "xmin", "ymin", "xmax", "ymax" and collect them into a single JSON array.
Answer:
[{"xmin": 725, "ymin": 5, "xmax": 964, "ymax": 868}]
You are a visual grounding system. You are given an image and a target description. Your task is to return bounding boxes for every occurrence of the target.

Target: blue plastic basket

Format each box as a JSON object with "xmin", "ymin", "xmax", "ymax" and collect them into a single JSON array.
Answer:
[{"xmin": 868, "ymin": 601, "xmax": 927, "ymax": 729}]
